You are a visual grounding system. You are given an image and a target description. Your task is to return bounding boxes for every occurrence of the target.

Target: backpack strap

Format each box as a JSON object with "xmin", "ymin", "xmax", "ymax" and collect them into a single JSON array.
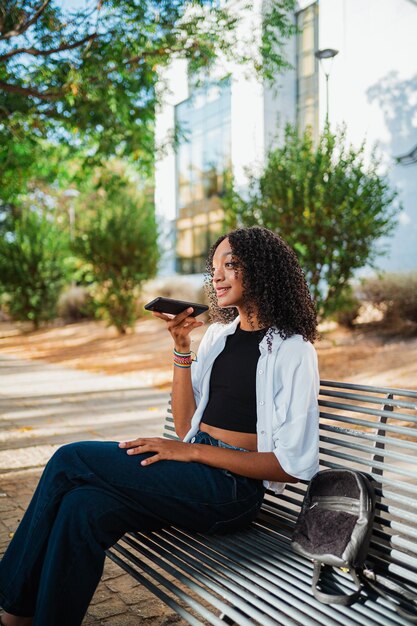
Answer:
[
  {"xmin": 361, "ymin": 568, "xmax": 417, "ymax": 623},
  {"xmin": 312, "ymin": 562, "xmax": 362, "ymax": 606}
]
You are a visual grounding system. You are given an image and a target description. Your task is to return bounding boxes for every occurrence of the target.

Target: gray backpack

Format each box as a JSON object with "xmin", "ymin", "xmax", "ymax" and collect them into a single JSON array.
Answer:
[
  {"xmin": 291, "ymin": 469, "xmax": 375, "ymax": 606},
  {"xmin": 292, "ymin": 468, "xmax": 417, "ymax": 619}
]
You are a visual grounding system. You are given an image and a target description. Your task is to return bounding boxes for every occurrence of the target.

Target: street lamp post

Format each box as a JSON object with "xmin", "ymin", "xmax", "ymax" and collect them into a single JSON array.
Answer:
[
  {"xmin": 63, "ymin": 189, "xmax": 80, "ymax": 240},
  {"xmin": 315, "ymin": 48, "xmax": 339, "ymax": 124}
]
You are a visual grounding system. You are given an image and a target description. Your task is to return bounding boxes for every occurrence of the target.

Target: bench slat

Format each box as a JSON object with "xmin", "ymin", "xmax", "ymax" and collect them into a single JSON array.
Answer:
[
  {"xmin": 320, "ymin": 435, "xmax": 417, "ymax": 465},
  {"xmin": 320, "ymin": 425, "xmax": 417, "ymax": 453},
  {"xmin": 320, "ymin": 389, "xmax": 417, "ymax": 411},
  {"xmin": 320, "ymin": 400, "xmax": 417, "ymax": 424},
  {"xmin": 319, "ymin": 412, "xmax": 417, "ymax": 437},
  {"xmin": 320, "ymin": 381, "xmax": 417, "ymax": 399},
  {"xmin": 319, "ymin": 448, "xmax": 417, "ymax": 483}
]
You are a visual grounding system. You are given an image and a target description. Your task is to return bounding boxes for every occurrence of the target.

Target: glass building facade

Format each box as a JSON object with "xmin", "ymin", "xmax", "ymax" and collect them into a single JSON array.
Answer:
[
  {"xmin": 175, "ymin": 78, "xmax": 231, "ymax": 274},
  {"xmin": 296, "ymin": 2, "xmax": 319, "ymax": 139}
]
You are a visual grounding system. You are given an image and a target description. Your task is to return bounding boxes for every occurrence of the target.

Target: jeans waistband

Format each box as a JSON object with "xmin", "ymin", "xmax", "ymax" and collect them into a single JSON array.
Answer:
[{"xmin": 191, "ymin": 430, "xmax": 249, "ymax": 452}]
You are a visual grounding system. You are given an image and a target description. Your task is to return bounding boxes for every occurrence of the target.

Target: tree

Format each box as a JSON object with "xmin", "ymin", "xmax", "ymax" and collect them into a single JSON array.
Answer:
[
  {"xmin": 224, "ymin": 125, "xmax": 400, "ymax": 318},
  {"xmin": 0, "ymin": 210, "xmax": 71, "ymax": 327},
  {"xmin": 0, "ymin": 1, "xmax": 295, "ymax": 186},
  {"xmin": 73, "ymin": 164, "xmax": 158, "ymax": 334},
  {"xmin": 0, "ymin": 132, "xmax": 72, "ymax": 229}
]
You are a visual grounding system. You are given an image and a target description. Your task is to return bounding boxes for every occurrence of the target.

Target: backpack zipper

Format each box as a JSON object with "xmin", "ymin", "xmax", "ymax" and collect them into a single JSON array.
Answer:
[{"xmin": 309, "ymin": 496, "xmax": 360, "ymax": 514}]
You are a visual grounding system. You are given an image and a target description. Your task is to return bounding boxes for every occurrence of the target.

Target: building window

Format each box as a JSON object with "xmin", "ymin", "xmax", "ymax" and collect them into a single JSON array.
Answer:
[
  {"xmin": 175, "ymin": 77, "xmax": 231, "ymax": 274},
  {"xmin": 296, "ymin": 2, "xmax": 319, "ymax": 139}
]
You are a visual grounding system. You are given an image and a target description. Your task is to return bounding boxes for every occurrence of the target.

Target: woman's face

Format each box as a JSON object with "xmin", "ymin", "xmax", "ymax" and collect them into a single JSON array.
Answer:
[{"xmin": 211, "ymin": 237, "xmax": 244, "ymax": 310}]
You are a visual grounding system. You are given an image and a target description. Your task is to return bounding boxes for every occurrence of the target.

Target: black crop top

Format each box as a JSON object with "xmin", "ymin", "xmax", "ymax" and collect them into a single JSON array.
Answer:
[{"xmin": 201, "ymin": 324, "xmax": 266, "ymax": 434}]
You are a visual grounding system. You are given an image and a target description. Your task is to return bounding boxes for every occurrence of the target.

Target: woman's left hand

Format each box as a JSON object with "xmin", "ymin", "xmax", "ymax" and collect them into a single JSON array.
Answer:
[{"xmin": 118, "ymin": 437, "xmax": 194, "ymax": 466}]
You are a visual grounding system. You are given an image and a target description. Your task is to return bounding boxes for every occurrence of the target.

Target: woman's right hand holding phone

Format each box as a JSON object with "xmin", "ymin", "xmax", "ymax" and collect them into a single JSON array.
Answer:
[{"xmin": 152, "ymin": 308, "xmax": 204, "ymax": 352}]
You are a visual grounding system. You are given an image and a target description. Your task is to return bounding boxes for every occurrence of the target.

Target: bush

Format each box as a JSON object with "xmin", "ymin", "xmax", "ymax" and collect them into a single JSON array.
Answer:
[
  {"xmin": 73, "ymin": 176, "xmax": 159, "ymax": 334},
  {"xmin": 0, "ymin": 293, "xmax": 10, "ymax": 321},
  {"xmin": 0, "ymin": 211, "xmax": 71, "ymax": 328},
  {"xmin": 331, "ymin": 286, "xmax": 361, "ymax": 328},
  {"xmin": 358, "ymin": 273, "xmax": 417, "ymax": 324},
  {"xmin": 224, "ymin": 124, "xmax": 399, "ymax": 319},
  {"xmin": 57, "ymin": 286, "xmax": 93, "ymax": 322}
]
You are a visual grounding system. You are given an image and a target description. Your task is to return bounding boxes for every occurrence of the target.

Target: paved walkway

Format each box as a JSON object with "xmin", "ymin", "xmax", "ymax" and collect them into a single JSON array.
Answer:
[{"xmin": 0, "ymin": 354, "xmax": 184, "ymax": 625}]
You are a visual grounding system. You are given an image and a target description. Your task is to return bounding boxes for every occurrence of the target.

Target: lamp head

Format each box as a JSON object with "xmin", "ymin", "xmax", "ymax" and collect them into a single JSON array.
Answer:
[{"xmin": 315, "ymin": 48, "xmax": 339, "ymax": 60}]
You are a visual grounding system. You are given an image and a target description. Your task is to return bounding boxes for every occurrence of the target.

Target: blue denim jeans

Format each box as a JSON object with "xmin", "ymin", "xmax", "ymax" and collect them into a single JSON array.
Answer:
[{"xmin": 0, "ymin": 431, "xmax": 265, "ymax": 626}]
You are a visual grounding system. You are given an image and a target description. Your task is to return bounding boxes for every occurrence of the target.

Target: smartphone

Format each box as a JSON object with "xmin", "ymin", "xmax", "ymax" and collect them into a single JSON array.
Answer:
[{"xmin": 144, "ymin": 297, "xmax": 209, "ymax": 317}]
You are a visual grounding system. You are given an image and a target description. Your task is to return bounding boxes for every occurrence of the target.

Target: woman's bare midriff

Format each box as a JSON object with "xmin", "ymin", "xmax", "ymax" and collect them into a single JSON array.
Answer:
[{"xmin": 199, "ymin": 422, "xmax": 257, "ymax": 451}]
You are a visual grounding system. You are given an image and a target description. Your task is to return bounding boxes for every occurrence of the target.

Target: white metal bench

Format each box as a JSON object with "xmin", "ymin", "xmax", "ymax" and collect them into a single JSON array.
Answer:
[{"xmin": 107, "ymin": 380, "xmax": 417, "ymax": 624}]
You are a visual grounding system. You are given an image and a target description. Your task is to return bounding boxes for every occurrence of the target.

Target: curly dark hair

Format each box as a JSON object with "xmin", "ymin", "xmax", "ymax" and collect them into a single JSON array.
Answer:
[{"xmin": 205, "ymin": 226, "xmax": 317, "ymax": 342}]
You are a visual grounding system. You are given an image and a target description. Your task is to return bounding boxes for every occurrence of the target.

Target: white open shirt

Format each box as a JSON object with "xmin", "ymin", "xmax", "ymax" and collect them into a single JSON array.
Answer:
[{"xmin": 184, "ymin": 317, "xmax": 320, "ymax": 494}]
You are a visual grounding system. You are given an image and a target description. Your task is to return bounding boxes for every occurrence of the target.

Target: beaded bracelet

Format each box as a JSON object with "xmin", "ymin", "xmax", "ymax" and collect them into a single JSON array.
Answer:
[
  {"xmin": 174, "ymin": 361, "xmax": 192, "ymax": 369},
  {"xmin": 173, "ymin": 349, "xmax": 197, "ymax": 360},
  {"xmin": 173, "ymin": 348, "xmax": 192, "ymax": 358},
  {"xmin": 173, "ymin": 353, "xmax": 192, "ymax": 368},
  {"xmin": 174, "ymin": 358, "xmax": 192, "ymax": 366},
  {"xmin": 173, "ymin": 349, "xmax": 196, "ymax": 369}
]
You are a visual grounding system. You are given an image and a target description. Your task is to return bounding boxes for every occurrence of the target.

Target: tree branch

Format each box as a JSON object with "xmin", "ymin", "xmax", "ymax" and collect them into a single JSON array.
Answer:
[
  {"xmin": 0, "ymin": 1, "xmax": 51, "ymax": 41},
  {"xmin": 0, "ymin": 32, "xmax": 98, "ymax": 62},
  {"xmin": 127, "ymin": 41, "xmax": 200, "ymax": 66},
  {"xmin": 0, "ymin": 80, "xmax": 61, "ymax": 100}
]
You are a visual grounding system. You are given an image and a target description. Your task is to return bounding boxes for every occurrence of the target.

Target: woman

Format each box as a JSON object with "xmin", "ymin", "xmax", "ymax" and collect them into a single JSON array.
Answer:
[{"xmin": 0, "ymin": 226, "xmax": 319, "ymax": 626}]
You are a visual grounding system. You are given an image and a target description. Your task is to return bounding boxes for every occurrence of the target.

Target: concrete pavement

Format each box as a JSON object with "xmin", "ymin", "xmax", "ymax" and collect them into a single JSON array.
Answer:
[{"xmin": 0, "ymin": 354, "xmax": 184, "ymax": 625}]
